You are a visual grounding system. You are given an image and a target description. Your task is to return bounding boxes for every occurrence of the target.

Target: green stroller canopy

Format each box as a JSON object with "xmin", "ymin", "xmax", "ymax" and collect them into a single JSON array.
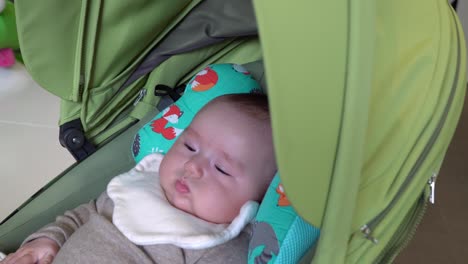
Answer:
[{"xmin": 256, "ymin": 1, "xmax": 466, "ymax": 262}]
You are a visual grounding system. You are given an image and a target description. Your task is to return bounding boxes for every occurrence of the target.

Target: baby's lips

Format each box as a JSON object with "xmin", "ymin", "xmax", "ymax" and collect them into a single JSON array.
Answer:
[{"xmin": 175, "ymin": 179, "xmax": 190, "ymax": 193}]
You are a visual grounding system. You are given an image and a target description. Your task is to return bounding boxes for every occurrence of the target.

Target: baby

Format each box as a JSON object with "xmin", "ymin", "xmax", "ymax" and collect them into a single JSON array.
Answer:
[{"xmin": 1, "ymin": 93, "xmax": 277, "ymax": 264}]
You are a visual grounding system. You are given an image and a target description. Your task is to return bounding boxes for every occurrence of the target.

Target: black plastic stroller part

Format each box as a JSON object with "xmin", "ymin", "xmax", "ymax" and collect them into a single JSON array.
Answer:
[
  {"xmin": 154, "ymin": 84, "xmax": 184, "ymax": 101},
  {"xmin": 154, "ymin": 84, "xmax": 186, "ymax": 111},
  {"xmin": 59, "ymin": 119, "xmax": 96, "ymax": 161}
]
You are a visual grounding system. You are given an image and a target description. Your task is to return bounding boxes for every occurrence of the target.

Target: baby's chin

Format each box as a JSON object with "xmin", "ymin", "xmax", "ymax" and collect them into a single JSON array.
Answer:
[
  {"xmin": 164, "ymin": 189, "xmax": 194, "ymax": 215},
  {"xmin": 194, "ymin": 209, "xmax": 236, "ymax": 224},
  {"xmin": 170, "ymin": 198, "xmax": 223, "ymax": 223},
  {"xmin": 162, "ymin": 187, "xmax": 232, "ymax": 224}
]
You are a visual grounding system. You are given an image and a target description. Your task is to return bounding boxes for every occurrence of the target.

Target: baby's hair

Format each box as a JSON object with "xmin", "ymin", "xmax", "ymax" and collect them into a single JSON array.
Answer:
[{"xmin": 211, "ymin": 93, "xmax": 270, "ymax": 122}]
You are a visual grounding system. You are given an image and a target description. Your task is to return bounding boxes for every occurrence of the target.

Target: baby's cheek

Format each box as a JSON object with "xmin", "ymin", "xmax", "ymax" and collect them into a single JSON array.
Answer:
[
  {"xmin": 194, "ymin": 193, "xmax": 221, "ymax": 218},
  {"xmin": 173, "ymin": 196, "xmax": 193, "ymax": 215}
]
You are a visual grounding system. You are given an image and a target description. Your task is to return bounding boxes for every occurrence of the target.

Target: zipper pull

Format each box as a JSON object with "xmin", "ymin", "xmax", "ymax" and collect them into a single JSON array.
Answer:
[
  {"xmin": 133, "ymin": 89, "xmax": 147, "ymax": 106},
  {"xmin": 360, "ymin": 224, "xmax": 379, "ymax": 244},
  {"xmin": 428, "ymin": 172, "xmax": 437, "ymax": 204}
]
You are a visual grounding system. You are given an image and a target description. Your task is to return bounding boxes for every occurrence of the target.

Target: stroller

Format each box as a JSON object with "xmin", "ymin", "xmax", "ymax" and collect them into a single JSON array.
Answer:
[{"xmin": 0, "ymin": 0, "xmax": 466, "ymax": 263}]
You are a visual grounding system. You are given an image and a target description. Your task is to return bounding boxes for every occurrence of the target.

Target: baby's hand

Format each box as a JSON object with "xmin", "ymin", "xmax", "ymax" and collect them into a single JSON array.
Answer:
[{"xmin": 1, "ymin": 237, "xmax": 59, "ymax": 264}]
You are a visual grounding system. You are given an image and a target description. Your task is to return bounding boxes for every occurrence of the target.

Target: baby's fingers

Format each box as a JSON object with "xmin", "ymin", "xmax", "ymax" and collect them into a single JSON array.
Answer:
[
  {"xmin": 1, "ymin": 252, "xmax": 35, "ymax": 264},
  {"xmin": 0, "ymin": 253, "xmax": 16, "ymax": 264}
]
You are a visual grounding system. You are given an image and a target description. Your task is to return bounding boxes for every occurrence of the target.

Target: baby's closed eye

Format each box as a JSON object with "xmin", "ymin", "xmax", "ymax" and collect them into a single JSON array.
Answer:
[
  {"xmin": 215, "ymin": 165, "xmax": 231, "ymax": 176},
  {"xmin": 184, "ymin": 143, "xmax": 196, "ymax": 152}
]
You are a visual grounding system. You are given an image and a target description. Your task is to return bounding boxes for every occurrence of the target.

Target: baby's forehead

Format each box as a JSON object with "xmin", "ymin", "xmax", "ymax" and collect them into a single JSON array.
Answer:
[
  {"xmin": 200, "ymin": 98, "xmax": 267, "ymax": 122},
  {"xmin": 199, "ymin": 97, "xmax": 235, "ymax": 111}
]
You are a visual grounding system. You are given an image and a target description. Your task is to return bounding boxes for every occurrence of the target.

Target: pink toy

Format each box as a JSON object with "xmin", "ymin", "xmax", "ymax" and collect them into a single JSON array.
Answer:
[{"xmin": 0, "ymin": 48, "xmax": 15, "ymax": 67}]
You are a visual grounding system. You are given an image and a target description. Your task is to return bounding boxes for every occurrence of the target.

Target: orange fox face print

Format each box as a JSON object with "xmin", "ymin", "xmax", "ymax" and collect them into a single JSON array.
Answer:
[
  {"xmin": 190, "ymin": 66, "xmax": 219, "ymax": 92},
  {"xmin": 151, "ymin": 105, "xmax": 184, "ymax": 140}
]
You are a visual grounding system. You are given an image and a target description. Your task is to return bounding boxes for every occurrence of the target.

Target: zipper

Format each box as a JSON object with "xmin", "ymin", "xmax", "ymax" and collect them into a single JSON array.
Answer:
[
  {"xmin": 360, "ymin": 170, "xmax": 438, "ymax": 244},
  {"xmin": 360, "ymin": 225, "xmax": 379, "ymax": 244},
  {"xmin": 358, "ymin": 175, "xmax": 434, "ymax": 246},
  {"xmin": 374, "ymin": 192, "xmax": 429, "ymax": 263},
  {"xmin": 133, "ymin": 89, "xmax": 147, "ymax": 106},
  {"xmin": 358, "ymin": 8, "xmax": 462, "ymax": 243},
  {"xmin": 428, "ymin": 172, "xmax": 437, "ymax": 204}
]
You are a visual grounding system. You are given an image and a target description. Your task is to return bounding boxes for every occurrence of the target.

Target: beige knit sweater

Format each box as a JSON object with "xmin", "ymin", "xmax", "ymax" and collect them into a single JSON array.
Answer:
[{"xmin": 23, "ymin": 192, "xmax": 251, "ymax": 264}]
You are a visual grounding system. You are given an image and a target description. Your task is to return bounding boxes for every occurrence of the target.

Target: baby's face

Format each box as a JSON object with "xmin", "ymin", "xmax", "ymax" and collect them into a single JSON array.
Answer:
[{"xmin": 159, "ymin": 100, "xmax": 276, "ymax": 224}]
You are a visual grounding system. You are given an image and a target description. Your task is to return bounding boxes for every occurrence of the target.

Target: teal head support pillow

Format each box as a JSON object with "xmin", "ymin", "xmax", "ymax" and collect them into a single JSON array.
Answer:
[
  {"xmin": 248, "ymin": 174, "xmax": 320, "ymax": 263},
  {"xmin": 132, "ymin": 63, "xmax": 262, "ymax": 162}
]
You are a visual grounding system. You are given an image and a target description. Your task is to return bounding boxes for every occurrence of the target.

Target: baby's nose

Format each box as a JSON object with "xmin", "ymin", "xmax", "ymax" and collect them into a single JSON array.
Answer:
[{"xmin": 184, "ymin": 159, "xmax": 203, "ymax": 178}]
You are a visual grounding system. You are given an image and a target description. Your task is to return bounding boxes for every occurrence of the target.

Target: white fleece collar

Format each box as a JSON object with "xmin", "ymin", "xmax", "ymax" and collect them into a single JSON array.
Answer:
[{"xmin": 107, "ymin": 153, "xmax": 258, "ymax": 249}]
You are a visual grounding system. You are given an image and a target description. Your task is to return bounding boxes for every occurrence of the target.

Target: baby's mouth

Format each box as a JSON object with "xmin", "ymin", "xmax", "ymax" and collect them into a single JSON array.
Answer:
[{"xmin": 175, "ymin": 179, "xmax": 190, "ymax": 194}]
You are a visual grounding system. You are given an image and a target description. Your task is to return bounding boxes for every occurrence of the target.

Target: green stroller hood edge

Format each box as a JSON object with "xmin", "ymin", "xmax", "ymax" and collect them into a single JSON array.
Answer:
[
  {"xmin": 255, "ymin": 0, "xmax": 466, "ymax": 263},
  {"xmin": 254, "ymin": 0, "xmax": 373, "ymax": 261}
]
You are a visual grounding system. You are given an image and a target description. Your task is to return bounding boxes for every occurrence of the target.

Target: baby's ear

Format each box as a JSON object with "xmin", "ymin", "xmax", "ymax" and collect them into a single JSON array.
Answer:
[{"xmin": 135, "ymin": 153, "xmax": 164, "ymax": 173}]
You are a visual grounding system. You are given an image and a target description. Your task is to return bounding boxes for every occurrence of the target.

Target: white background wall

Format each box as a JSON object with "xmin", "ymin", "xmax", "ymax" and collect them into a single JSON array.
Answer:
[{"xmin": 0, "ymin": 64, "xmax": 75, "ymax": 222}]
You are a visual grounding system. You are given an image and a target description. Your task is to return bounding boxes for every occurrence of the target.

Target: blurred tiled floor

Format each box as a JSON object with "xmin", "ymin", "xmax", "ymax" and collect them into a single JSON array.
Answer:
[
  {"xmin": 0, "ymin": 64, "xmax": 75, "ymax": 222},
  {"xmin": 396, "ymin": 91, "xmax": 468, "ymax": 263}
]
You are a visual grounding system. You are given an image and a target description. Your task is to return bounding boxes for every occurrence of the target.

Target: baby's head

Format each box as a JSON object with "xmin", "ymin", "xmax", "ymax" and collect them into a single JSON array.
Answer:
[{"xmin": 159, "ymin": 93, "xmax": 277, "ymax": 224}]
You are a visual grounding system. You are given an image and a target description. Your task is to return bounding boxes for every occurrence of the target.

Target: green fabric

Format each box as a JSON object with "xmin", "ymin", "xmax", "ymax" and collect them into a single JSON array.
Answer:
[
  {"xmin": 253, "ymin": 0, "xmax": 374, "ymax": 259},
  {"xmin": 15, "ymin": 0, "xmax": 198, "ymax": 101},
  {"xmin": 15, "ymin": 0, "xmax": 203, "ymax": 146},
  {"xmin": 254, "ymin": 0, "xmax": 466, "ymax": 263},
  {"xmin": 254, "ymin": 0, "xmax": 351, "ymax": 228},
  {"xmin": 0, "ymin": 1, "xmax": 18, "ymax": 48},
  {"xmin": 15, "ymin": 0, "xmax": 261, "ymax": 147},
  {"xmin": 346, "ymin": 1, "xmax": 466, "ymax": 262},
  {"xmin": 92, "ymin": 38, "xmax": 261, "ymax": 146}
]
